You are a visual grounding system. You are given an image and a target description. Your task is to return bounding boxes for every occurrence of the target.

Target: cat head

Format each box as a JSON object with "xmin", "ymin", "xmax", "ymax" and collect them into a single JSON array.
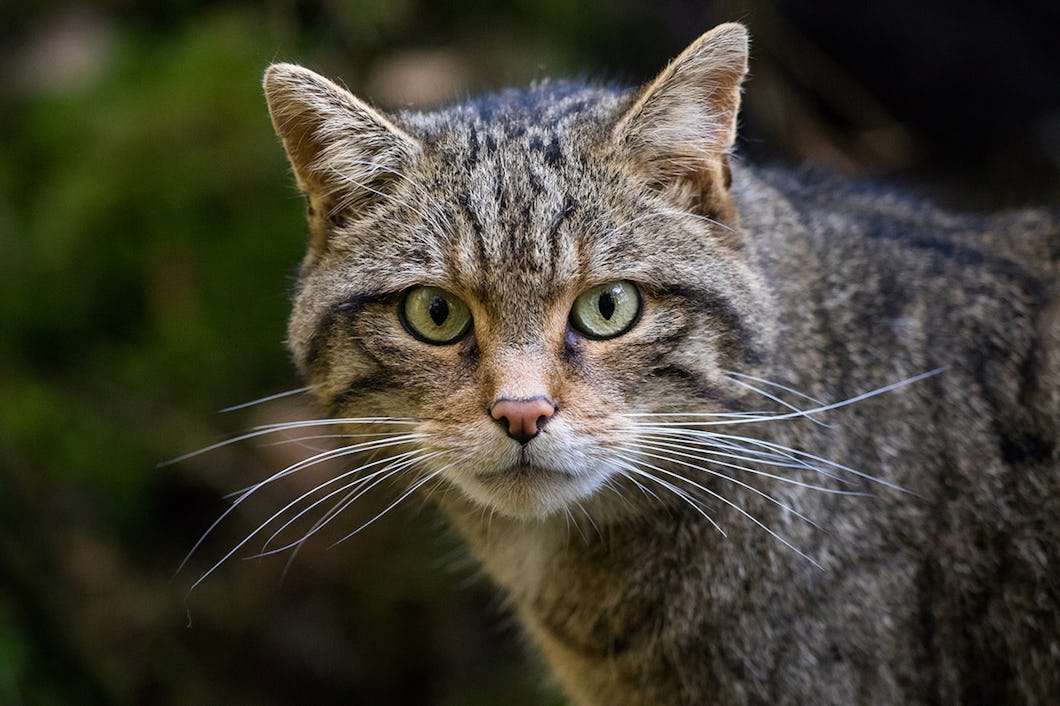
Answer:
[{"xmin": 264, "ymin": 23, "xmax": 771, "ymax": 519}]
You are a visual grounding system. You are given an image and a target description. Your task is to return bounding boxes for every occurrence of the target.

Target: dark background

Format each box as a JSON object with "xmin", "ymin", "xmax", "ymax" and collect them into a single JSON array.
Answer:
[{"xmin": 1, "ymin": 1, "xmax": 1057, "ymax": 704}]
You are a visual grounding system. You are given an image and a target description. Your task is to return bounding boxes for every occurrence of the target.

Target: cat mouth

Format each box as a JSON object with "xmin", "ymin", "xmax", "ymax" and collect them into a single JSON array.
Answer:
[
  {"xmin": 475, "ymin": 463, "xmax": 573, "ymax": 481},
  {"xmin": 464, "ymin": 463, "xmax": 593, "ymax": 518}
]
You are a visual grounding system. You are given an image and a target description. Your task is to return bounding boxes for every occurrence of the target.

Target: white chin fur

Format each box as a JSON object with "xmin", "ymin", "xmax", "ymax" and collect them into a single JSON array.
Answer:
[{"xmin": 455, "ymin": 464, "xmax": 609, "ymax": 519}]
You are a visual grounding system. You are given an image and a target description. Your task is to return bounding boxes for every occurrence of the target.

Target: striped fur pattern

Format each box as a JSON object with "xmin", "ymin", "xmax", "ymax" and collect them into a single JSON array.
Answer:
[{"xmin": 255, "ymin": 23, "xmax": 1060, "ymax": 704}]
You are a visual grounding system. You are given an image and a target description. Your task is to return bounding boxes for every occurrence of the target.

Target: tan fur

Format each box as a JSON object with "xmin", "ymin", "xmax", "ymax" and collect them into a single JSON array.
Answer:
[{"xmin": 263, "ymin": 23, "xmax": 1060, "ymax": 704}]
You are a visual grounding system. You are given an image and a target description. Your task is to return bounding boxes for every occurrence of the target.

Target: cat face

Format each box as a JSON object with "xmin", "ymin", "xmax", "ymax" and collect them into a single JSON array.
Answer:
[{"xmin": 266, "ymin": 24, "xmax": 764, "ymax": 518}]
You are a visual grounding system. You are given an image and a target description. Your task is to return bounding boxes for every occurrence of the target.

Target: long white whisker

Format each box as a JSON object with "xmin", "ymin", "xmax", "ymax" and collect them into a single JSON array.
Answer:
[
  {"xmin": 611, "ymin": 455, "xmax": 727, "ymax": 536},
  {"xmin": 258, "ymin": 450, "xmax": 440, "ymax": 555},
  {"xmin": 329, "ymin": 469, "xmax": 446, "ymax": 547},
  {"xmin": 185, "ymin": 447, "xmax": 430, "ymax": 593},
  {"xmin": 619, "ymin": 411, "xmax": 774, "ymax": 418},
  {"xmin": 708, "ymin": 431, "xmax": 910, "ymax": 493},
  {"xmin": 614, "ymin": 468, "xmax": 662, "ymax": 503},
  {"xmin": 635, "ymin": 430, "xmax": 830, "ymax": 473},
  {"xmin": 257, "ymin": 432, "xmax": 413, "ymax": 448},
  {"xmin": 178, "ymin": 434, "xmax": 424, "ymax": 577},
  {"xmin": 618, "ymin": 452, "xmax": 823, "ymax": 569},
  {"xmin": 280, "ymin": 452, "xmax": 449, "ymax": 580},
  {"xmin": 618, "ymin": 369, "xmax": 944, "ymax": 426},
  {"xmin": 618, "ymin": 442, "xmax": 823, "ymax": 529},
  {"xmin": 722, "ymin": 370, "xmax": 826, "ymax": 406},
  {"xmin": 639, "ymin": 426, "xmax": 886, "ymax": 489},
  {"xmin": 224, "ymin": 434, "xmax": 426, "ymax": 498},
  {"xmin": 724, "ymin": 376, "xmax": 832, "ymax": 428},
  {"xmin": 626, "ymin": 427, "xmax": 851, "ymax": 484},
  {"xmin": 575, "ymin": 500, "xmax": 603, "ymax": 541},
  {"xmin": 161, "ymin": 417, "xmax": 419, "ymax": 466},
  {"xmin": 628, "ymin": 438, "xmax": 868, "ymax": 497},
  {"xmin": 218, "ymin": 386, "xmax": 317, "ymax": 413},
  {"xmin": 251, "ymin": 417, "xmax": 420, "ymax": 432}
]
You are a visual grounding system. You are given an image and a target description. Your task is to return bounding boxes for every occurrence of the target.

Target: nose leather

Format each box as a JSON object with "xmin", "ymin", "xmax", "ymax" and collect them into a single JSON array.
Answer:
[{"xmin": 490, "ymin": 397, "xmax": 556, "ymax": 444}]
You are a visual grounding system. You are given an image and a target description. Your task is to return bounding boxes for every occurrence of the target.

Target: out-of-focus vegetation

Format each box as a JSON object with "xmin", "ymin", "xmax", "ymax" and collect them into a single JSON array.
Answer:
[{"xmin": 1, "ymin": 1, "xmax": 1057, "ymax": 704}]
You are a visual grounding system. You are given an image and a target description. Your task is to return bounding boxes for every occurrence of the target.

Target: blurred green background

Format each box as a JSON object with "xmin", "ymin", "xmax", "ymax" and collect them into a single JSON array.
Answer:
[{"xmin": 1, "ymin": 1, "xmax": 1057, "ymax": 704}]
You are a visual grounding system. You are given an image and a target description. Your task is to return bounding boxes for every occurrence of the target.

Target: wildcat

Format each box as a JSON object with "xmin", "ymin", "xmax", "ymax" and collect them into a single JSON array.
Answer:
[{"xmin": 246, "ymin": 23, "xmax": 1059, "ymax": 705}]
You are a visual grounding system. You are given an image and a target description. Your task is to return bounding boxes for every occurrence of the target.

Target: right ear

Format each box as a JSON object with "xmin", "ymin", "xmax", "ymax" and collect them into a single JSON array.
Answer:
[
  {"xmin": 612, "ymin": 24, "xmax": 748, "ymax": 220},
  {"xmin": 263, "ymin": 63, "xmax": 420, "ymax": 252}
]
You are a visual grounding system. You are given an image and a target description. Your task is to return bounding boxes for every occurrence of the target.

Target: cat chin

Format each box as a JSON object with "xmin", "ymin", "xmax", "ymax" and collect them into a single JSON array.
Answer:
[{"xmin": 454, "ymin": 464, "xmax": 609, "ymax": 519}]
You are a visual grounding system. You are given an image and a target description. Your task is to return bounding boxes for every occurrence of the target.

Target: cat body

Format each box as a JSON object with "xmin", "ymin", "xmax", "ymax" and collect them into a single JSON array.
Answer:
[
  {"xmin": 443, "ymin": 166, "xmax": 1060, "ymax": 705},
  {"xmin": 261, "ymin": 24, "xmax": 1060, "ymax": 704}
]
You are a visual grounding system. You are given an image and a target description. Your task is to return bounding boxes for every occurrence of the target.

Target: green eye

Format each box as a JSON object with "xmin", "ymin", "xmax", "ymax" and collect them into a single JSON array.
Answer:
[
  {"xmin": 569, "ymin": 281, "xmax": 641, "ymax": 339},
  {"xmin": 401, "ymin": 286, "xmax": 472, "ymax": 344}
]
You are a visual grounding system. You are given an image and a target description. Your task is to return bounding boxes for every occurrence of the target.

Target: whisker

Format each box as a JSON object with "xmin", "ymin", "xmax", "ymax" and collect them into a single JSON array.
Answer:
[
  {"xmin": 752, "ymin": 438, "xmax": 914, "ymax": 494},
  {"xmin": 224, "ymin": 434, "xmax": 426, "ymax": 498},
  {"xmin": 617, "ymin": 452, "xmax": 823, "ymax": 569},
  {"xmin": 185, "ymin": 448, "xmax": 432, "ymax": 593},
  {"xmin": 618, "ymin": 471, "xmax": 662, "ymax": 503},
  {"xmin": 696, "ymin": 430, "xmax": 910, "ymax": 494},
  {"xmin": 611, "ymin": 455, "xmax": 726, "ymax": 536},
  {"xmin": 640, "ymin": 426, "xmax": 867, "ymax": 486},
  {"xmin": 628, "ymin": 437, "xmax": 868, "ymax": 496},
  {"xmin": 161, "ymin": 417, "xmax": 420, "ymax": 467},
  {"xmin": 178, "ymin": 434, "xmax": 425, "ymax": 577},
  {"xmin": 629, "ymin": 426, "xmax": 838, "ymax": 471},
  {"xmin": 631, "ymin": 429, "xmax": 849, "ymax": 483},
  {"xmin": 263, "ymin": 468, "xmax": 404, "ymax": 562},
  {"xmin": 258, "ymin": 450, "xmax": 441, "ymax": 555},
  {"xmin": 722, "ymin": 370, "xmax": 826, "ymax": 406},
  {"xmin": 251, "ymin": 417, "xmax": 420, "ymax": 432},
  {"xmin": 258, "ymin": 431, "xmax": 410, "ymax": 450},
  {"xmin": 218, "ymin": 385, "xmax": 317, "ymax": 413},
  {"xmin": 724, "ymin": 376, "xmax": 832, "ymax": 428},
  {"xmin": 568, "ymin": 502, "xmax": 585, "ymax": 540},
  {"xmin": 617, "ymin": 442, "xmax": 824, "ymax": 529},
  {"xmin": 329, "ymin": 468, "xmax": 447, "ymax": 547},
  {"xmin": 575, "ymin": 500, "xmax": 603, "ymax": 541},
  {"xmin": 618, "ymin": 411, "xmax": 774, "ymax": 418},
  {"xmin": 618, "ymin": 369, "xmax": 944, "ymax": 427}
]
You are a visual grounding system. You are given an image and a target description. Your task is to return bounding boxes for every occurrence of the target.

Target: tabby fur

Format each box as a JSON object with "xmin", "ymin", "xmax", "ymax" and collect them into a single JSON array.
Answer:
[{"xmin": 261, "ymin": 23, "xmax": 1060, "ymax": 705}]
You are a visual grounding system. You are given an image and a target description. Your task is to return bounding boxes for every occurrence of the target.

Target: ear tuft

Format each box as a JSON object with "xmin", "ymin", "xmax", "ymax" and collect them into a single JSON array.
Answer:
[
  {"xmin": 263, "ymin": 63, "xmax": 420, "ymax": 241},
  {"xmin": 614, "ymin": 23, "xmax": 749, "ymax": 213}
]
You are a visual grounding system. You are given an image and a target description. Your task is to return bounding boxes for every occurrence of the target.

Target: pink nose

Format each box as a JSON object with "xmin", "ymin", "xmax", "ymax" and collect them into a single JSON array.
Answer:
[{"xmin": 490, "ymin": 397, "xmax": 556, "ymax": 445}]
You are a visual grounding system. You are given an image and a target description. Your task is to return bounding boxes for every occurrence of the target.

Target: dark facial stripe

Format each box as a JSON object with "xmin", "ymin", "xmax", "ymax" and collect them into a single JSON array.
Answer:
[
  {"xmin": 546, "ymin": 195, "xmax": 577, "ymax": 277},
  {"xmin": 303, "ymin": 292, "xmax": 392, "ymax": 372},
  {"xmin": 651, "ymin": 365, "xmax": 743, "ymax": 410},
  {"xmin": 457, "ymin": 190, "xmax": 488, "ymax": 268},
  {"xmin": 326, "ymin": 371, "xmax": 395, "ymax": 416},
  {"xmin": 659, "ymin": 285, "xmax": 760, "ymax": 366}
]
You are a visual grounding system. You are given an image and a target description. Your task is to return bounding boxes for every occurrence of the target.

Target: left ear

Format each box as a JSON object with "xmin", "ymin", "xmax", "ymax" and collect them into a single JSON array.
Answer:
[{"xmin": 613, "ymin": 23, "xmax": 748, "ymax": 217}]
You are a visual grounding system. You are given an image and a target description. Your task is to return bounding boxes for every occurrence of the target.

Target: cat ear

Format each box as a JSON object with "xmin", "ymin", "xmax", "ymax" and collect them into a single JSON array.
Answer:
[
  {"xmin": 613, "ymin": 23, "xmax": 748, "ymax": 216},
  {"xmin": 263, "ymin": 63, "xmax": 420, "ymax": 247}
]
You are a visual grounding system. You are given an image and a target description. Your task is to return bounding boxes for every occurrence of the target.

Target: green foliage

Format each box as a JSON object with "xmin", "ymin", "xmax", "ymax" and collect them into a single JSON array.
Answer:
[{"xmin": 2, "ymin": 8, "xmax": 302, "ymax": 507}]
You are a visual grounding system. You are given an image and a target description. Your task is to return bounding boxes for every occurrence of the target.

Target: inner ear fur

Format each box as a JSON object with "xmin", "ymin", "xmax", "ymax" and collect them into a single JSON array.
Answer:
[
  {"xmin": 613, "ymin": 23, "xmax": 749, "ymax": 220},
  {"xmin": 263, "ymin": 63, "xmax": 421, "ymax": 251}
]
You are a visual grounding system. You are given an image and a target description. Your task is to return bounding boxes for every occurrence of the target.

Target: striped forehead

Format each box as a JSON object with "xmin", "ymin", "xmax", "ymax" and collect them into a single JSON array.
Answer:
[
  {"xmin": 400, "ymin": 86, "xmax": 628, "ymax": 299},
  {"xmin": 452, "ymin": 125, "xmax": 578, "ymax": 285}
]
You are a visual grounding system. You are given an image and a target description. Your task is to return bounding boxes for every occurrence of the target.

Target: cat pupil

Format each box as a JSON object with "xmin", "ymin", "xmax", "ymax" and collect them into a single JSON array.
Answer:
[
  {"xmin": 428, "ymin": 295, "xmax": 449, "ymax": 326},
  {"xmin": 598, "ymin": 292, "xmax": 616, "ymax": 320}
]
